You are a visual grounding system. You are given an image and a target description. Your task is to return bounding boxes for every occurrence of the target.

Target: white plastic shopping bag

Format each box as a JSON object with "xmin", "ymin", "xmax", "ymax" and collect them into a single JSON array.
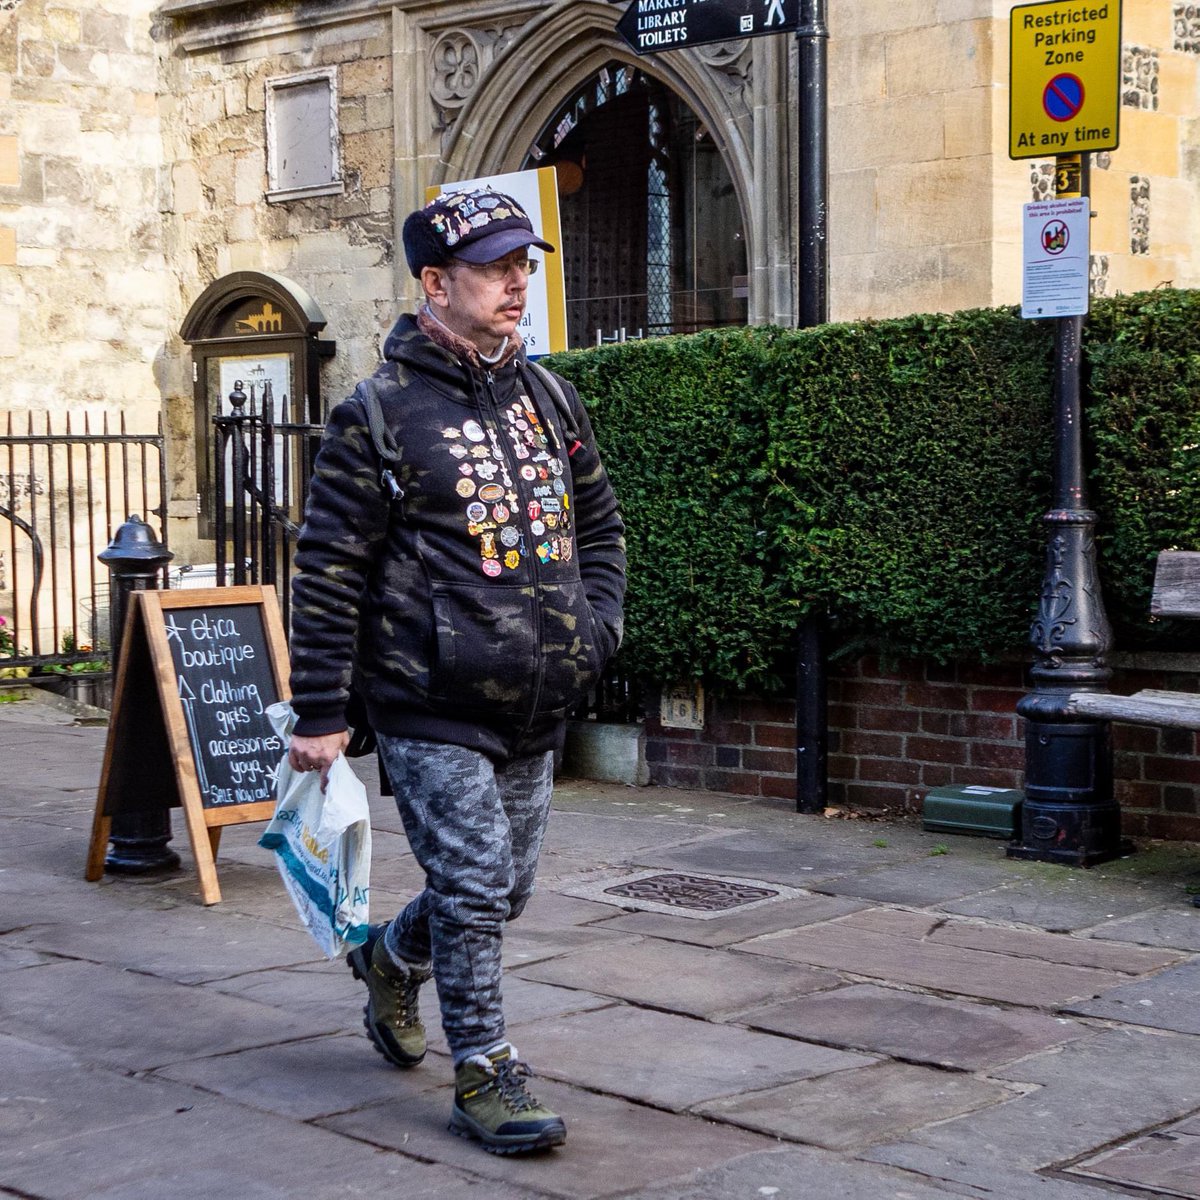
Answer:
[{"xmin": 259, "ymin": 701, "xmax": 371, "ymax": 958}]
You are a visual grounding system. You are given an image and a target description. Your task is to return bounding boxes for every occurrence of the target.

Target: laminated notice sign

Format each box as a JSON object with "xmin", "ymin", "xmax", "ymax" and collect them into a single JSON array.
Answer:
[{"xmin": 1022, "ymin": 196, "xmax": 1090, "ymax": 319}]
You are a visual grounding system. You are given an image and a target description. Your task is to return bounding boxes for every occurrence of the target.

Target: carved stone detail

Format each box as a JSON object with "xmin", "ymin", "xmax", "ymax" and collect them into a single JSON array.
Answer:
[
  {"xmin": 0, "ymin": 473, "xmax": 44, "ymax": 509},
  {"xmin": 696, "ymin": 39, "xmax": 749, "ymax": 70},
  {"xmin": 430, "ymin": 30, "xmax": 482, "ymax": 111},
  {"xmin": 695, "ymin": 36, "xmax": 753, "ymax": 109},
  {"xmin": 429, "ymin": 23, "xmax": 527, "ymax": 143},
  {"xmin": 486, "ymin": 24, "xmax": 521, "ymax": 61}
]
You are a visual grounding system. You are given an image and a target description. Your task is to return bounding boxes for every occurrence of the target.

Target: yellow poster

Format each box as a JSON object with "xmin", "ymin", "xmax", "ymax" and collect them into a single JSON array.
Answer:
[{"xmin": 423, "ymin": 167, "xmax": 568, "ymax": 356}]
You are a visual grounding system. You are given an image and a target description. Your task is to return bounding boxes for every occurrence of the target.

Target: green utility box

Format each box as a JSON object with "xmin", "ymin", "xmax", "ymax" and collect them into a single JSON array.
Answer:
[{"xmin": 922, "ymin": 785, "xmax": 1023, "ymax": 839}]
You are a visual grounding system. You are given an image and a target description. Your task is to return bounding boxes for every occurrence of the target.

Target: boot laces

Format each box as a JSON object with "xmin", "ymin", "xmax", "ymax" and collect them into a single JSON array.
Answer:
[
  {"xmin": 491, "ymin": 1058, "xmax": 541, "ymax": 1113},
  {"xmin": 396, "ymin": 974, "xmax": 422, "ymax": 1026},
  {"xmin": 377, "ymin": 963, "xmax": 426, "ymax": 1028}
]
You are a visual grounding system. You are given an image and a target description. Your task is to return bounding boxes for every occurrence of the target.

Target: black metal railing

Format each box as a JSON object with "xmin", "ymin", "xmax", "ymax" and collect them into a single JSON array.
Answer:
[
  {"xmin": 0, "ymin": 412, "xmax": 166, "ymax": 670},
  {"xmin": 574, "ymin": 662, "xmax": 642, "ymax": 725}
]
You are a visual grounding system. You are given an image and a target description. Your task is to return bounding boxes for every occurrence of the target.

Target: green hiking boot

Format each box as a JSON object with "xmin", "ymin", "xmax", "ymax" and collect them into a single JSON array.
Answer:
[
  {"xmin": 450, "ymin": 1043, "xmax": 567, "ymax": 1155},
  {"xmin": 346, "ymin": 926, "xmax": 432, "ymax": 1069}
]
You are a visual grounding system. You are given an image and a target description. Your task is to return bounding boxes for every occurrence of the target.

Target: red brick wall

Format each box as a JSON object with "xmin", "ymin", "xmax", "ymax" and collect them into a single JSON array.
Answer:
[{"xmin": 641, "ymin": 655, "xmax": 1200, "ymax": 842}]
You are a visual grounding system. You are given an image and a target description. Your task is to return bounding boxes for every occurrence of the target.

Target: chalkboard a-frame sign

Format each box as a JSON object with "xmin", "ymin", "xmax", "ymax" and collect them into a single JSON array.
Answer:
[{"xmin": 86, "ymin": 586, "xmax": 291, "ymax": 905}]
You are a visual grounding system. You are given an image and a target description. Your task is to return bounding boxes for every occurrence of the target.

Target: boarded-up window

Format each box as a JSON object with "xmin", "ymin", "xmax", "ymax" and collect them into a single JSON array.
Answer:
[{"xmin": 265, "ymin": 70, "xmax": 342, "ymax": 201}]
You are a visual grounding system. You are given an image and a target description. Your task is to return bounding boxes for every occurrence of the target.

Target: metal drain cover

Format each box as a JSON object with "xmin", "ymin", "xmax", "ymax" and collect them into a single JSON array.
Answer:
[
  {"xmin": 565, "ymin": 870, "xmax": 806, "ymax": 920},
  {"xmin": 603, "ymin": 872, "xmax": 778, "ymax": 911}
]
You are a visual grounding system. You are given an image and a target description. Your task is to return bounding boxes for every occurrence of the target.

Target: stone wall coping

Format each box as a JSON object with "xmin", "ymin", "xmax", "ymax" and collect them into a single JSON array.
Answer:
[{"xmin": 162, "ymin": 0, "xmax": 545, "ymax": 54}]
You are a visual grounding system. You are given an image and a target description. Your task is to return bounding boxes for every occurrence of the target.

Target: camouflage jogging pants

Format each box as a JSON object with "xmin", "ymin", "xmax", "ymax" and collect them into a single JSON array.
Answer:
[{"xmin": 375, "ymin": 736, "xmax": 555, "ymax": 1063}]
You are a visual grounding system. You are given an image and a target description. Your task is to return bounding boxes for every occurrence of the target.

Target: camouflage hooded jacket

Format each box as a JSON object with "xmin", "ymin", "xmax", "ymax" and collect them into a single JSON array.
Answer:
[{"xmin": 288, "ymin": 314, "xmax": 627, "ymax": 761}]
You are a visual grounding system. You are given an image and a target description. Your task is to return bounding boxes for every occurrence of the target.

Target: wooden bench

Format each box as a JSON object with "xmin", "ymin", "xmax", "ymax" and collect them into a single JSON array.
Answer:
[{"xmin": 1066, "ymin": 551, "xmax": 1200, "ymax": 729}]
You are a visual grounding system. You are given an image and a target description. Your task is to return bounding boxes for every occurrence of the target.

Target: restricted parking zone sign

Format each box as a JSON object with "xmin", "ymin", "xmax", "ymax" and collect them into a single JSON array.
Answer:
[{"xmin": 1010, "ymin": 0, "xmax": 1122, "ymax": 159}]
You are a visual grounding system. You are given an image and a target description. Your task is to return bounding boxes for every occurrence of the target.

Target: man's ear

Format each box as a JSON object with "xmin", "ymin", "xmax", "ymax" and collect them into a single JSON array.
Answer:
[{"xmin": 421, "ymin": 265, "xmax": 451, "ymax": 311}]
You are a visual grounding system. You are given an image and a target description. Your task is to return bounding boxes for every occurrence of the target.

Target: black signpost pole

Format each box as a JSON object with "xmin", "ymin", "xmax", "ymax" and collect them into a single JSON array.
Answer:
[
  {"xmin": 612, "ymin": 0, "xmax": 828, "ymax": 813},
  {"xmin": 794, "ymin": 0, "xmax": 829, "ymax": 814},
  {"xmin": 796, "ymin": 0, "xmax": 828, "ymax": 330}
]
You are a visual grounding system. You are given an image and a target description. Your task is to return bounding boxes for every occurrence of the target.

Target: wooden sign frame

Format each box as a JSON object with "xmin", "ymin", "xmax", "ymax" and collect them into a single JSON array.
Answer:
[{"xmin": 86, "ymin": 585, "xmax": 291, "ymax": 904}]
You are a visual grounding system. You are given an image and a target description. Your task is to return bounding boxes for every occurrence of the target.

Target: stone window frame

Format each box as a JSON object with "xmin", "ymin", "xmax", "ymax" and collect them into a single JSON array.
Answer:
[{"xmin": 264, "ymin": 67, "xmax": 344, "ymax": 203}]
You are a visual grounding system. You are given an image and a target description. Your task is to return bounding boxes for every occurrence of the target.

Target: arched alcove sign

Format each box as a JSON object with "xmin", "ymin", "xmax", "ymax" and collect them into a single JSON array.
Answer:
[{"xmin": 181, "ymin": 271, "xmax": 335, "ymax": 536}]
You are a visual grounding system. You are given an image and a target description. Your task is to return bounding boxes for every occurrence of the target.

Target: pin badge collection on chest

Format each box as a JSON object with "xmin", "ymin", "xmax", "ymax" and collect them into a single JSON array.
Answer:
[{"xmin": 440, "ymin": 392, "xmax": 573, "ymax": 575}]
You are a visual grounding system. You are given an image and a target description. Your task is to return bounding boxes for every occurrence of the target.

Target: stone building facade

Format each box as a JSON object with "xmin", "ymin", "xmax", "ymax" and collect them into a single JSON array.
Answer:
[
  {"xmin": 2, "ymin": 1, "xmax": 1200, "ymax": 825},
  {"xmin": 4, "ymin": 0, "xmax": 1198, "ymax": 555},
  {"xmin": 1, "ymin": 0, "xmax": 168, "ymax": 423}
]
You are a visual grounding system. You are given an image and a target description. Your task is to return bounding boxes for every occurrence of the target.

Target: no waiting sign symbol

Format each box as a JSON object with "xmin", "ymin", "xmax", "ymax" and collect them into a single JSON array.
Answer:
[{"xmin": 1043, "ymin": 73, "xmax": 1085, "ymax": 122}]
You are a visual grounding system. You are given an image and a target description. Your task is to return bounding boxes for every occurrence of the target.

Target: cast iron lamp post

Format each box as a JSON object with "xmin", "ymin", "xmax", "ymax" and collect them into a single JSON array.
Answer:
[{"xmin": 1009, "ymin": 155, "xmax": 1130, "ymax": 867}]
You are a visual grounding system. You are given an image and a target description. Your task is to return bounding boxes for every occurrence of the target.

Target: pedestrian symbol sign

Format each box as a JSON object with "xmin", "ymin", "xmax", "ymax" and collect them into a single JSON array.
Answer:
[{"xmin": 1010, "ymin": 0, "xmax": 1122, "ymax": 159}]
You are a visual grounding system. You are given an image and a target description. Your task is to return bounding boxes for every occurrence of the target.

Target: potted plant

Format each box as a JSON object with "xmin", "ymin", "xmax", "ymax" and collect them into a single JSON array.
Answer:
[
  {"xmin": 0, "ymin": 615, "xmax": 31, "ymax": 681},
  {"xmin": 33, "ymin": 632, "xmax": 112, "ymax": 709}
]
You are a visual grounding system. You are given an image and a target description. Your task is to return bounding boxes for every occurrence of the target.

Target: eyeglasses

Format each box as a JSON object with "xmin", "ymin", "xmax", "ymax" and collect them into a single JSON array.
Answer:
[{"xmin": 451, "ymin": 257, "xmax": 540, "ymax": 282}]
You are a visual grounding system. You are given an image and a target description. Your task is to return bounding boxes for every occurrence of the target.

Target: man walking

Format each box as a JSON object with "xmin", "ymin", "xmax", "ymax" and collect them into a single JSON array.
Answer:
[{"xmin": 285, "ymin": 186, "xmax": 626, "ymax": 1155}]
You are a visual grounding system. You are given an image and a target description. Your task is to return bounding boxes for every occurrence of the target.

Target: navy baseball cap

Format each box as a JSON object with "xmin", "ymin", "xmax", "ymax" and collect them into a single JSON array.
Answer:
[{"xmin": 403, "ymin": 187, "xmax": 555, "ymax": 277}]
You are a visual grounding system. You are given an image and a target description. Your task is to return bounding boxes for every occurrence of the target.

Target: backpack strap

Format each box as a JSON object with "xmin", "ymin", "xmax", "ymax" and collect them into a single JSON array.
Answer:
[
  {"xmin": 360, "ymin": 361, "xmax": 576, "ymax": 502},
  {"xmin": 343, "ymin": 387, "xmax": 402, "ymax": 763},
  {"xmin": 358, "ymin": 387, "xmax": 405, "ymax": 503},
  {"xmin": 526, "ymin": 360, "xmax": 584, "ymax": 458}
]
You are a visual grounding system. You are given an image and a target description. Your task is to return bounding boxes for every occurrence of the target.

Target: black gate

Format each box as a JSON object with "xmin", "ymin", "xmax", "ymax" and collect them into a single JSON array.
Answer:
[
  {"xmin": 211, "ymin": 380, "xmax": 321, "ymax": 633},
  {"xmin": 0, "ymin": 412, "xmax": 167, "ymax": 671}
]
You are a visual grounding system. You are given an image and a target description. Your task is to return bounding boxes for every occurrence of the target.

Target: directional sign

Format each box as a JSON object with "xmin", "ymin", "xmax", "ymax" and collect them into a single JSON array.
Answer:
[
  {"xmin": 1010, "ymin": 0, "xmax": 1122, "ymax": 159},
  {"xmin": 617, "ymin": 0, "xmax": 801, "ymax": 56}
]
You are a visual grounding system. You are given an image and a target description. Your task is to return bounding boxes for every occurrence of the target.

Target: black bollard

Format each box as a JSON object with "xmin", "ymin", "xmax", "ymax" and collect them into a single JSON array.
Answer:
[{"xmin": 99, "ymin": 515, "xmax": 181, "ymax": 874}]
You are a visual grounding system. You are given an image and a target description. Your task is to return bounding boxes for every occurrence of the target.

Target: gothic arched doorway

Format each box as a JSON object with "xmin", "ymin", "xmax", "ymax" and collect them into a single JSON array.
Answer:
[{"xmin": 523, "ymin": 62, "xmax": 748, "ymax": 349}]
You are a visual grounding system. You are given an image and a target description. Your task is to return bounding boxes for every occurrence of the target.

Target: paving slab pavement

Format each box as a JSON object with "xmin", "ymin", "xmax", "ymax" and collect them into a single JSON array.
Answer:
[
  {"xmin": 694, "ymin": 1060, "xmax": 1013, "ymax": 1151},
  {"xmin": 1063, "ymin": 956, "xmax": 1200, "ymax": 1034},
  {"xmin": 2, "ymin": 689, "xmax": 1200, "ymax": 1198},
  {"xmin": 1067, "ymin": 1111, "xmax": 1200, "ymax": 1197},
  {"xmin": 870, "ymin": 1025, "xmax": 1200, "ymax": 1175},
  {"xmin": 513, "ymin": 936, "xmax": 838, "ymax": 1018},
  {"xmin": 734, "ymin": 907, "xmax": 1137, "ymax": 1007},
  {"xmin": 738, "ymin": 983, "xmax": 1089, "ymax": 1071}
]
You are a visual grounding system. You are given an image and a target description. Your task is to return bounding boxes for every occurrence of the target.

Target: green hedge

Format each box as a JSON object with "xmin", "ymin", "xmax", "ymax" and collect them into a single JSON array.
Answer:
[{"xmin": 546, "ymin": 290, "xmax": 1200, "ymax": 695}]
